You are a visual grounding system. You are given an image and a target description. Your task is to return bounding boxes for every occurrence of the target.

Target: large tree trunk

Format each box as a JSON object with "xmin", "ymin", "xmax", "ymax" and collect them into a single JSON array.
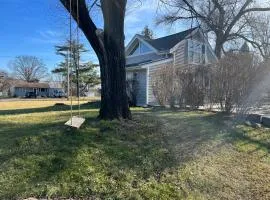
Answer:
[
  {"xmin": 99, "ymin": 0, "xmax": 131, "ymax": 119},
  {"xmin": 60, "ymin": 0, "xmax": 131, "ymax": 120}
]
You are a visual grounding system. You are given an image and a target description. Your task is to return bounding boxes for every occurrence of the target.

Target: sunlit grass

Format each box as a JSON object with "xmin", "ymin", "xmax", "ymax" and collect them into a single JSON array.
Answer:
[
  {"xmin": 0, "ymin": 101, "xmax": 270, "ymax": 199},
  {"xmin": 0, "ymin": 100, "xmax": 89, "ymax": 110}
]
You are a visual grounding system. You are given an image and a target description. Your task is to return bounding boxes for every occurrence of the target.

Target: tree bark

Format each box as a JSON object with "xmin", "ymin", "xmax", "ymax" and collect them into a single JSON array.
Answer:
[
  {"xmin": 99, "ymin": 0, "xmax": 131, "ymax": 119},
  {"xmin": 215, "ymin": 41, "xmax": 223, "ymax": 59},
  {"xmin": 60, "ymin": 0, "xmax": 131, "ymax": 120}
]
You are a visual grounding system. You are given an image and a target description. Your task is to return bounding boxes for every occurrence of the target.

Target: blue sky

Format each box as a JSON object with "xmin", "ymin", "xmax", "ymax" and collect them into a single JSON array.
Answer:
[{"xmin": 0, "ymin": 0, "xmax": 187, "ymax": 73}]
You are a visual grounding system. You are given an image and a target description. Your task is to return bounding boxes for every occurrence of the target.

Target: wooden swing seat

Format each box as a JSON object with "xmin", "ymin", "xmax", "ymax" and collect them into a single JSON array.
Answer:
[{"xmin": 65, "ymin": 116, "xmax": 85, "ymax": 129}]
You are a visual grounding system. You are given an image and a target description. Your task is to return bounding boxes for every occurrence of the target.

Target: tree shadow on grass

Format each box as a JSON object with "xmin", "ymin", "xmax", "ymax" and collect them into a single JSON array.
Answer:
[
  {"xmin": 3, "ymin": 109, "xmax": 265, "ymax": 199},
  {"xmin": 195, "ymin": 112, "xmax": 270, "ymax": 158},
  {"xmin": 0, "ymin": 110, "xmax": 180, "ymax": 199}
]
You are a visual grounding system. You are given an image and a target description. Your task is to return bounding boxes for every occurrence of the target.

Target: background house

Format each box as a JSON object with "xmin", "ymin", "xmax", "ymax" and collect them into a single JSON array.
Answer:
[
  {"xmin": 48, "ymin": 81, "xmax": 65, "ymax": 97},
  {"xmin": 125, "ymin": 27, "xmax": 217, "ymax": 106},
  {"xmin": 8, "ymin": 79, "xmax": 50, "ymax": 97},
  {"xmin": 6, "ymin": 79, "xmax": 64, "ymax": 97}
]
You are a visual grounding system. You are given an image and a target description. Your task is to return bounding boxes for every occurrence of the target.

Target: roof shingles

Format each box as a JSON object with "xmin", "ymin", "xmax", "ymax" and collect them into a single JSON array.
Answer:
[
  {"xmin": 126, "ymin": 27, "xmax": 198, "ymax": 67},
  {"xmin": 144, "ymin": 27, "xmax": 197, "ymax": 51}
]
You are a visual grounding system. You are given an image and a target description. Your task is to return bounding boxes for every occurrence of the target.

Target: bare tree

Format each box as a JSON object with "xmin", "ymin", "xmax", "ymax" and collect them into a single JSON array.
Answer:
[
  {"xmin": 158, "ymin": 0, "xmax": 270, "ymax": 58},
  {"xmin": 9, "ymin": 56, "xmax": 48, "ymax": 82},
  {"xmin": 60, "ymin": 0, "xmax": 131, "ymax": 120},
  {"xmin": 247, "ymin": 14, "xmax": 270, "ymax": 61},
  {"xmin": 0, "ymin": 71, "xmax": 9, "ymax": 94}
]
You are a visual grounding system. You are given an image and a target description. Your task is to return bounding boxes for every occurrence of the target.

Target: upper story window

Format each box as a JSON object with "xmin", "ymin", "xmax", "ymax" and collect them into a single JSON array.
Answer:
[
  {"xmin": 129, "ymin": 40, "xmax": 152, "ymax": 56},
  {"xmin": 188, "ymin": 39, "xmax": 205, "ymax": 64},
  {"xmin": 129, "ymin": 43, "xmax": 140, "ymax": 56}
]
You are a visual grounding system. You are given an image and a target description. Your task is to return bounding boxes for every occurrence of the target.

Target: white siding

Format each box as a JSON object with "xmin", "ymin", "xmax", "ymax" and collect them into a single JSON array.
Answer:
[{"xmin": 174, "ymin": 41, "xmax": 187, "ymax": 66}]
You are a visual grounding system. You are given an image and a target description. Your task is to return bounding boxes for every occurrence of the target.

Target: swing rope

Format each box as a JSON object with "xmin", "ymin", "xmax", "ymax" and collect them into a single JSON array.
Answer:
[
  {"xmin": 76, "ymin": 0, "xmax": 81, "ymax": 117},
  {"xmin": 65, "ymin": 0, "xmax": 84, "ymax": 128},
  {"xmin": 69, "ymin": 0, "xmax": 73, "ymax": 124}
]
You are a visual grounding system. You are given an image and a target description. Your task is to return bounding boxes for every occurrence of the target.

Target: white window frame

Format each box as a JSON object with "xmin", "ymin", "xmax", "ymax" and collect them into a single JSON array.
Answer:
[
  {"xmin": 128, "ymin": 41, "xmax": 153, "ymax": 57},
  {"xmin": 187, "ymin": 39, "xmax": 205, "ymax": 65}
]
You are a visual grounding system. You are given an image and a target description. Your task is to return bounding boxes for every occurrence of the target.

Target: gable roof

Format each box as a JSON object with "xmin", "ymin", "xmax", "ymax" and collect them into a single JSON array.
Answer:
[
  {"xmin": 144, "ymin": 27, "xmax": 198, "ymax": 52},
  {"xmin": 126, "ymin": 27, "xmax": 198, "ymax": 54},
  {"xmin": 7, "ymin": 79, "xmax": 50, "ymax": 88}
]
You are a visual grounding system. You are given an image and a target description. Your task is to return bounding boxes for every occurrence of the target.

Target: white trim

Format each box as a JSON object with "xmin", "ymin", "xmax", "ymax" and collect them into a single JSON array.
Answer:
[
  {"xmin": 126, "ymin": 51, "xmax": 154, "ymax": 58},
  {"xmin": 126, "ymin": 66, "xmax": 144, "ymax": 71},
  {"xmin": 146, "ymin": 67, "xmax": 149, "ymax": 105},
  {"xmin": 140, "ymin": 58, "xmax": 173, "ymax": 68},
  {"xmin": 125, "ymin": 35, "xmax": 139, "ymax": 52}
]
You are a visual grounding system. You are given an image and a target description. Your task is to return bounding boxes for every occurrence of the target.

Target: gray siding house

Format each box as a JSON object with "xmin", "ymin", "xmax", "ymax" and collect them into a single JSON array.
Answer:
[
  {"xmin": 8, "ymin": 79, "xmax": 64, "ymax": 97},
  {"xmin": 125, "ymin": 27, "xmax": 217, "ymax": 106}
]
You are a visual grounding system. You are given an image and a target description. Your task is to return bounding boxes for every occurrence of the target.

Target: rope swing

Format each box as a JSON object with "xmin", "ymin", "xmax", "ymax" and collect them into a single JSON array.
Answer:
[{"xmin": 65, "ymin": 0, "xmax": 85, "ymax": 129}]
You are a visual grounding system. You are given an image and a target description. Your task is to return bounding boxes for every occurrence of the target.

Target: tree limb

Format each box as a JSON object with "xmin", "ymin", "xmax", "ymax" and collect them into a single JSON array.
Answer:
[{"xmin": 59, "ymin": 0, "xmax": 104, "ymax": 58}]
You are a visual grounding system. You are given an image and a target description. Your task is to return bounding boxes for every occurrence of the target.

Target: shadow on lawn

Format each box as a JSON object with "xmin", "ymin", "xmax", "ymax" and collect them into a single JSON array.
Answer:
[
  {"xmin": 2, "ymin": 108, "xmax": 268, "ymax": 199},
  {"xmin": 148, "ymin": 109, "xmax": 269, "ymax": 164},
  {"xmin": 0, "ymin": 110, "xmax": 178, "ymax": 198},
  {"xmin": 0, "ymin": 101, "xmax": 100, "ymax": 115}
]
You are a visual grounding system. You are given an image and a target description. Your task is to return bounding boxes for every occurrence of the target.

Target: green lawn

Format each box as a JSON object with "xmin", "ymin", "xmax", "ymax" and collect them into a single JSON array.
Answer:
[{"xmin": 0, "ymin": 101, "xmax": 270, "ymax": 199}]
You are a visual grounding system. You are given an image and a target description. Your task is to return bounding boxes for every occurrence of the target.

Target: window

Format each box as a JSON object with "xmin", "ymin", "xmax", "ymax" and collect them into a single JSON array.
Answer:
[
  {"xmin": 41, "ymin": 88, "xmax": 45, "ymax": 92},
  {"xmin": 129, "ymin": 43, "xmax": 140, "ymax": 56},
  {"xmin": 126, "ymin": 72, "xmax": 134, "ymax": 80},
  {"xmin": 140, "ymin": 43, "xmax": 152, "ymax": 53},
  {"xmin": 129, "ymin": 40, "xmax": 152, "ymax": 56},
  {"xmin": 188, "ymin": 39, "xmax": 205, "ymax": 64}
]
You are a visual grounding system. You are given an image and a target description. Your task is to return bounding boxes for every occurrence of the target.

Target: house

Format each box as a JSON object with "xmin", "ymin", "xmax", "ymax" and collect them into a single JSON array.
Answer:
[
  {"xmin": 125, "ymin": 27, "xmax": 217, "ymax": 106},
  {"xmin": 7, "ymin": 79, "xmax": 64, "ymax": 97},
  {"xmin": 48, "ymin": 81, "xmax": 65, "ymax": 97},
  {"xmin": 85, "ymin": 84, "xmax": 101, "ymax": 97}
]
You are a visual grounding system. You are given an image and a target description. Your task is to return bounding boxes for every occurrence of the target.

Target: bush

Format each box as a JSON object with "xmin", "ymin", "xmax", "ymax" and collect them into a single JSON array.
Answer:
[
  {"xmin": 150, "ymin": 52, "xmax": 269, "ymax": 114},
  {"xmin": 176, "ymin": 66, "xmax": 209, "ymax": 109},
  {"xmin": 210, "ymin": 52, "xmax": 261, "ymax": 113},
  {"xmin": 152, "ymin": 65, "xmax": 209, "ymax": 108},
  {"xmin": 152, "ymin": 65, "xmax": 176, "ymax": 106}
]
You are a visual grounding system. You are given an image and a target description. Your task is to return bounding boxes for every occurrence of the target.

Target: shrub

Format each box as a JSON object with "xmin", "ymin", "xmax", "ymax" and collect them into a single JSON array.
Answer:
[{"xmin": 152, "ymin": 65, "xmax": 176, "ymax": 106}]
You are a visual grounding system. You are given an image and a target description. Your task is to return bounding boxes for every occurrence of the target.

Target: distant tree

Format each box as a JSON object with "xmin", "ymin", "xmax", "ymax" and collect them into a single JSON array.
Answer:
[
  {"xmin": 247, "ymin": 14, "xmax": 270, "ymax": 61},
  {"xmin": 141, "ymin": 25, "xmax": 154, "ymax": 39},
  {"xmin": 78, "ymin": 62, "xmax": 100, "ymax": 95},
  {"xmin": 9, "ymin": 56, "xmax": 48, "ymax": 82},
  {"xmin": 52, "ymin": 40, "xmax": 100, "ymax": 96},
  {"xmin": 158, "ymin": 0, "xmax": 270, "ymax": 58},
  {"xmin": 53, "ymin": 40, "xmax": 87, "ymax": 97},
  {"xmin": 0, "ymin": 71, "xmax": 9, "ymax": 93}
]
